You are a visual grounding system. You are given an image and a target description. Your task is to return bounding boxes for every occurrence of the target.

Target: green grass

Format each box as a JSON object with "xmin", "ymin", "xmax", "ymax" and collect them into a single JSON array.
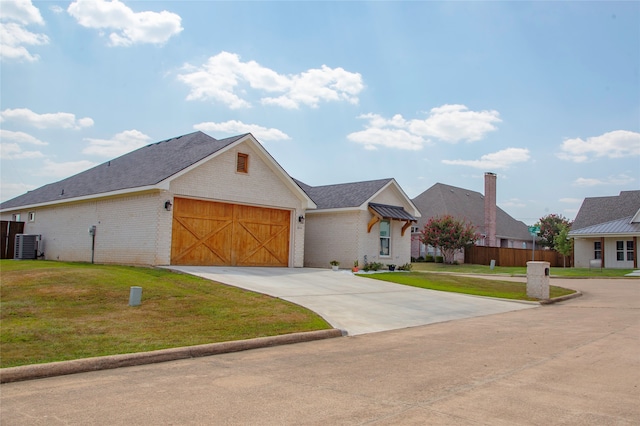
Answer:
[
  {"xmin": 0, "ymin": 260, "xmax": 330, "ymax": 368},
  {"xmin": 411, "ymin": 262, "xmax": 637, "ymax": 277},
  {"xmin": 359, "ymin": 272, "xmax": 576, "ymax": 301}
]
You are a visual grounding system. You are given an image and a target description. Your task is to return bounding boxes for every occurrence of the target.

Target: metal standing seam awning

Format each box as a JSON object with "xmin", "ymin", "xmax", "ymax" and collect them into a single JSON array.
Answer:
[{"xmin": 367, "ymin": 202, "xmax": 417, "ymax": 236}]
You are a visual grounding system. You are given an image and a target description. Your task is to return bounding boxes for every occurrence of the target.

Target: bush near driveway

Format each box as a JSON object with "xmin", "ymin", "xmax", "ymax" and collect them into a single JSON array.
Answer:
[{"xmin": 0, "ymin": 260, "xmax": 330, "ymax": 368}]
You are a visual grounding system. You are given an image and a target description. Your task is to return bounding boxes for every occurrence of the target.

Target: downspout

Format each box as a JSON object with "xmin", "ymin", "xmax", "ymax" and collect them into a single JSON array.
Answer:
[{"xmin": 600, "ymin": 236, "xmax": 605, "ymax": 268}]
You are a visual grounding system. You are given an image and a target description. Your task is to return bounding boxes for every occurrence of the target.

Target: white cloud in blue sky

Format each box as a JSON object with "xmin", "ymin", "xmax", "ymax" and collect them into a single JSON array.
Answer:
[
  {"xmin": 82, "ymin": 130, "xmax": 151, "ymax": 157},
  {"xmin": 67, "ymin": 0, "xmax": 183, "ymax": 46},
  {"xmin": 1, "ymin": 0, "xmax": 638, "ymax": 223},
  {"xmin": 0, "ymin": 0, "xmax": 48, "ymax": 61},
  {"xmin": 178, "ymin": 51, "xmax": 364, "ymax": 109},
  {"xmin": 193, "ymin": 121, "xmax": 291, "ymax": 142}
]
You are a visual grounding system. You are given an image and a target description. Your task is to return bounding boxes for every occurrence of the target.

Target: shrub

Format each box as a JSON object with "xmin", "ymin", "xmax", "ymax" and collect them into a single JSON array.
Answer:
[
  {"xmin": 435, "ymin": 256, "xmax": 444, "ymax": 263},
  {"xmin": 425, "ymin": 255, "xmax": 434, "ymax": 263},
  {"xmin": 397, "ymin": 263, "xmax": 413, "ymax": 271},
  {"xmin": 417, "ymin": 256, "xmax": 425, "ymax": 262}
]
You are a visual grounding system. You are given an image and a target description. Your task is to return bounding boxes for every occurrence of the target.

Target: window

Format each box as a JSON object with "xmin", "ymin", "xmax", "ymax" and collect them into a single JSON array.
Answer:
[
  {"xmin": 236, "ymin": 153, "xmax": 249, "ymax": 173},
  {"xmin": 594, "ymin": 241, "xmax": 601, "ymax": 259},
  {"xmin": 379, "ymin": 220, "xmax": 390, "ymax": 256},
  {"xmin": 617, "ymin": 240, "xmax": 634, "ymax": 262},
  {"xmin": 616, "ymin": 241, "xmax": 624, "ymax": 261},
  {"xmin": 12, "ymin": 213, "xmax": 21, "ymax": 222},
  {"xmin": 28, "ymin": 212, "xmax": 35, "ymax": 222}
]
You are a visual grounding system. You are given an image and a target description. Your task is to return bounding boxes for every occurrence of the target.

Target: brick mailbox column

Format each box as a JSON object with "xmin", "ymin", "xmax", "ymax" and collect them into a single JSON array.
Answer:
[{"xmin": 526, "ymin": 261, "xmax": 550, "ymax": 300}]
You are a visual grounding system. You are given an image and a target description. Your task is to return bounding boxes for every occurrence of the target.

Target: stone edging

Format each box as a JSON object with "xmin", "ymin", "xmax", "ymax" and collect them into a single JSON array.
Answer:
[{"xmin": 0, "ymin": 329, "xmax": 344, "ymax": 384}]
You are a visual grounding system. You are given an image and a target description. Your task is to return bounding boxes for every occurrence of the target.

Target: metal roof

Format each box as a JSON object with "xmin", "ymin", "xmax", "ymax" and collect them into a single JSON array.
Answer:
[
  {"xmin": 569, "ymin": 216, "xmax": 640, "ymax": 236},
  {"xmin": 369, "ymin": 202, "xmax": 417, "ymax": 221},
  {"xmin": 571, "ymin": 190, "xmax": 640, "ymax": 231}
]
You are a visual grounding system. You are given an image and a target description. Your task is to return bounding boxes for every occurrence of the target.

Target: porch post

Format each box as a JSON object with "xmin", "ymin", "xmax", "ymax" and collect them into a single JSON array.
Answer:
[
  {"xmin": 634, "ymin": 236, "xmax": 638, "ymax": 269},
  {"xmin": 601, "ymin": 237, "xmax": 605, "ymax": 268}
]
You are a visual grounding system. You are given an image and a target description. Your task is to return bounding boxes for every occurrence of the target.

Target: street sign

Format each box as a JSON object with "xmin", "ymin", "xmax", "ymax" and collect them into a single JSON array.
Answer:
[{"xmin": 528, "ymin": 226, "xmax": 540, "ymax": 261}]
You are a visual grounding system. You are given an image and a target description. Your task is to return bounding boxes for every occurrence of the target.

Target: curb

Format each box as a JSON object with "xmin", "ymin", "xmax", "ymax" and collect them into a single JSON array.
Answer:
[
  {"xmin": 540, "ymin": 291, "xmax": 583, "ymax": 305},
  {"xmin": 0, "ymin": 329, "xmax": 344, "ymax": 384}
]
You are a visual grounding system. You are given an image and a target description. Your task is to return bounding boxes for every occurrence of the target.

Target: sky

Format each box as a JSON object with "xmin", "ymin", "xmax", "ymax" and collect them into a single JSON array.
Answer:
[{"xmin": 1, "ymin": 0, "xmax": 639, "ymax": 225}]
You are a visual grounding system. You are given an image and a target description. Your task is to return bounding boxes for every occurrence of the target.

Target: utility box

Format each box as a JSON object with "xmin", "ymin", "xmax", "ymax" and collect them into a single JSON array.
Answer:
[
  {"xmin": 527, "ymin": 261, "xmax": 550, "ymax": 300},
  {"xmin": 129, "ymin": 286, "xmax": 142, "ymax": 306}
]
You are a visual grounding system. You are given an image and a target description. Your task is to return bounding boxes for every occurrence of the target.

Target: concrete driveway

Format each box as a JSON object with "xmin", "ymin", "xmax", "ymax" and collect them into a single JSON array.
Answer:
[{"xmin": 168, "ymin": 266, "xmax": 536, "ymax": 335}]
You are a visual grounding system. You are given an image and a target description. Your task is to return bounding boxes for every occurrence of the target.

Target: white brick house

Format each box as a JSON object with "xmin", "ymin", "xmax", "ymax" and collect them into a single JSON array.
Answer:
[
  {"xmin": 569, "ymin": 191, "xmax": 640, "ymax": 269},
  {"xmin": 295, "ymin": 178, "xmax": 420, "ymax": 269},
  {"xmin": 1, "ymin": 131, "xmax": 419, "ymax": 269},
  {"xmin": 0, "ymin": 132, "xmax": 315, "ymax": 267}
]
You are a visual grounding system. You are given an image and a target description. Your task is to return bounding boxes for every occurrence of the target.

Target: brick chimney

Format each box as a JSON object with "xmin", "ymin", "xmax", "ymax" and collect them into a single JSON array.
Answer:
[{"xmin": 484, "ymin": 172, "xmax": 497, "ymax": 247}]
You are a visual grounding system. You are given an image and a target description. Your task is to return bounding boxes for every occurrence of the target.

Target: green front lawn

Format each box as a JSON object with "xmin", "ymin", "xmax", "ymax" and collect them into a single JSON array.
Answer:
[
  {"xmin": 359, "ymin": 272, "xmax": 576, "ymax": 301},
  {"xmin": 411, "ymin": 262, "xmax": 636, "ymax": 277},
  {"xmin": 0, "ymin": 260, "xmax": 330, "ymax": 368}
]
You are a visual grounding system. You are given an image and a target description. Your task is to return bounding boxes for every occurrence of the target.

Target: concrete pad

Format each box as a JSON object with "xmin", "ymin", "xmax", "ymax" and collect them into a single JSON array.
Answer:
[{"xmin": 167, "ymin": 266, "xmax": 536, "ymax": 335}]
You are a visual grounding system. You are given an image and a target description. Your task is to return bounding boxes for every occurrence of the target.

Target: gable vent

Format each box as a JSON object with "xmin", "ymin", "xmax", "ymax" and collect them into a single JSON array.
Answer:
[{"xmin": 237, "ymin": 153, "xmax": 249, "ymax": 173}]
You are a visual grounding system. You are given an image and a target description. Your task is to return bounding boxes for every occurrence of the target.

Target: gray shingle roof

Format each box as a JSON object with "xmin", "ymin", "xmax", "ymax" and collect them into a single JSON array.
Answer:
[
  {"xmin": 369, "ymin": 202, "xmax": 416, "ymax": 221},
  {"xmin": 569, "ymin": 216, "xmax": 640, "ymax": 236},
  {"xmin": 411, "ymin": 182, "xmax": 531, "ymax": 240},
  {"xmin": 1, "ymin": 131, "xmax": 246, "ymax": 210},
  {"xmin": 294, "ymin": 178, "xmax": 393, "ymax": 209},
  {"xmin": 571, "ymin": 190, "xmax": 640, "ymax": 231}
]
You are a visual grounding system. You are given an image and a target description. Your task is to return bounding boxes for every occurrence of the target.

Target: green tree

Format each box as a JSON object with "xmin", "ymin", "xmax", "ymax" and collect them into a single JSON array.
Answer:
[
  {"xmin": 419, "ymin": 215, "xmax": 479, "ymax": 264},
  {"xmin": 535, "ymin": 214, "xmax": 572, "ymax": 249},
  {"xmin": 553, "ymin": 224, "xmax": 573, "ymax": 268}
]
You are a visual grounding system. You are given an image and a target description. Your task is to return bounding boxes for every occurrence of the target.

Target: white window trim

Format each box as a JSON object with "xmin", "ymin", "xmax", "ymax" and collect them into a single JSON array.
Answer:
[{"xmin": 379, "ymin": 219, "xmax": 391, "ymax": 257}]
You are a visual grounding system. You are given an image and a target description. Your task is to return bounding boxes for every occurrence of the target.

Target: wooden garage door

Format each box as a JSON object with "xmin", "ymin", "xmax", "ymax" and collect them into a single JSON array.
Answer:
[{"xmin": 171, "ymin": 198, "xmax": 290, "ymax": 266}]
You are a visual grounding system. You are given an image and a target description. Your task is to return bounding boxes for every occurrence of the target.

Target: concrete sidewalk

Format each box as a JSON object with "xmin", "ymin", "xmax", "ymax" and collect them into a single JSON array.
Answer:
[
  {"xmin": 168, "ymin": 266, "xmax": 537, "ymax": 335},
  {"xmin": 1, "ymin": 278, "xmax": 637, "ymax": 425}
]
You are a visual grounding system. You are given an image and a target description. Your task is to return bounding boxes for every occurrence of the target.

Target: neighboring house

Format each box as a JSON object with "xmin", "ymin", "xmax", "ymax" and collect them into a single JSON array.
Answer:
[
  {"xmin": 295, "ymin": 178, "xmax": 420, "ymax": 268},
  {"xmin": 0, "ymin": 132, "xmax": 315, "ymax": 267},
  {"xmin": 411, "ymin": 173, "xmax": 532, "ymax": 261},
  {"xmin": 569, "ymin": 190, "xmax": 640, "ymax": 269},
  {"xmin": 0, "ymin": 131, "xmax": 420, "ymax": 269}
]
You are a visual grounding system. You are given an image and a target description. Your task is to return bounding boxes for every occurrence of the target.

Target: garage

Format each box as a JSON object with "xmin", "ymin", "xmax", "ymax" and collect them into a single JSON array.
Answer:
[{"xmin": 170, "ymin": 197, "xmax": 291, "ymax": 266}]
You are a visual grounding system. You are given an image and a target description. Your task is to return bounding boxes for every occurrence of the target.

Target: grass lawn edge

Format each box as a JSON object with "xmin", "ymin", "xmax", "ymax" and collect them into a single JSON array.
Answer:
[{"xmin": 0, "ymin": 329, "xmax": 344, "ymax": 384}]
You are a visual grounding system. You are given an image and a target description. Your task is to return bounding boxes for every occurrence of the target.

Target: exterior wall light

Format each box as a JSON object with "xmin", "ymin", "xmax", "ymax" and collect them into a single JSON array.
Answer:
[
  {"xmin": 298, "ymin": 215, "xmax": 305, "ymax": 223},
  {"xmin": 164, "ymin": 200, "xmax": 173, "ymax": 211}
]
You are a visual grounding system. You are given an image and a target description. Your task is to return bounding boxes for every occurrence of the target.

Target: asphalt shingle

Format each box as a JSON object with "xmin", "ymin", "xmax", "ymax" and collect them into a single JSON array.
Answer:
[{"xmin": 1, "ymin": 132, "xmax": 245, "ymax": 210}]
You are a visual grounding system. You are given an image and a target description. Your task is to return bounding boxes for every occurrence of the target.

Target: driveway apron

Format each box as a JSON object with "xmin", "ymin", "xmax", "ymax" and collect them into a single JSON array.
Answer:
[{"xmin": 167, "ymin": 267, "xmax": 536, "ymax": 335}]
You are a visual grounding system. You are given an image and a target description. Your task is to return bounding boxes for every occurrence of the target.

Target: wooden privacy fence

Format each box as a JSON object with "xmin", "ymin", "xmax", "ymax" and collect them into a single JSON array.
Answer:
[
  {"xmin": 465, "ymin": 245, "xmax": 567, "ymax": 267},
  {"xmin": 1, "ymin": 221, "xmax": 25, "ymax": 259}
]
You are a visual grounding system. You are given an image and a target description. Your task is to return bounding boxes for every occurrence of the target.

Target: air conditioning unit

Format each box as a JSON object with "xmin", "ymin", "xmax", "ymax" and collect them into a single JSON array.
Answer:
[{"xmin": 14, "ymin": 234, "xmax": 42, "ymax": 260}]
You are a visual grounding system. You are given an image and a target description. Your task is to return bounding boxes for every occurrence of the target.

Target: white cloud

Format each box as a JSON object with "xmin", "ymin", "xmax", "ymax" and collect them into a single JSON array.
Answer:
[
  {"xmin": 0, "ymin": 142, "xmax": 44, "ymax": 159},
  {"xmin": 0, "ymin": 129, "xmax": 47, "ymax": 145},
  {"xmin": 442, "ymin": 147, "xmax": 530, "ymax": 169},
  {"xmin": 346, "ymin": 105, "xmax": 501, "ymax": 150},
  {"xmin": 410, "ymin": 104, "xmax": 501, "ymax": 142},
  {"xmin": 557, "ymin": 130, "xmax": 640, "ymax": 162},
  {"xmin": 0, "ymin": 108, "xmax": 94, "ymax": 129},
  {"xmin": 40, "ymin": 159, "xmax": 97, "ymax": 178},
  {"xmin": 67, "ymin": 0, "xmax": 183, "ymax": 46},
  {"xmin": 178, "ymin": 51, "xmax": 364, "ymax": 109},
  {"xmin": 1, "ymin": 0, "xmax": 45, "ymax": 25},
  {"xmin": 573, "ymin": 174, "xmax": 636, "ymax": 187},
  {"xmin": 82, "ymin": 129, "xmax": 151, "ymax": 157},
  {"xmin": 559, "ymin": 198, "xmax": 583, "ymax": 204},
  {"xmin": 500, "ymin": 198, "xmax": 526, "ymax": 208},
  {"xmin": 1, "ymin": 182, "xmax": 37, "ymax": 202},
  {"xmin": 347, "ymin": 125, "xmax": 425, "ymax": 151},
  {"xmin": 0, "ymin": 0, "xmax": 49, "ymax": 62},
  {"xmin": 193, "ymin": 121, "xmax": 290, "ymax": 142}
]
